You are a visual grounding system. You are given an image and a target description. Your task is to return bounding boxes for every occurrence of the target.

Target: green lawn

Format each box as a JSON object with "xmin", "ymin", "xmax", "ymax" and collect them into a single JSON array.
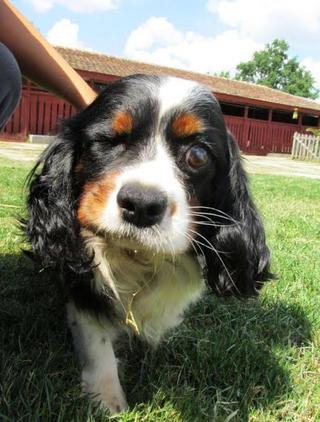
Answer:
[{"xmin": 0, "ymin": 156, "xmax": 319, "ymax": 422}]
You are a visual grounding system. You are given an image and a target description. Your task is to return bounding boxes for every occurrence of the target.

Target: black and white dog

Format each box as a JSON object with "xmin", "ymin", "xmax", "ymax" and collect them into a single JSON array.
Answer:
[{"xmin": 25, "ymin": 75, "xmax": 273, "ymax": 413}]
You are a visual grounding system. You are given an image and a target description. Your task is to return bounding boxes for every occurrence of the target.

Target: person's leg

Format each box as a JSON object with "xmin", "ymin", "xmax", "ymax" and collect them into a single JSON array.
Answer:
[{"xmin": 0, "ymin": 42, "xmax": 22, "ymax": 129}]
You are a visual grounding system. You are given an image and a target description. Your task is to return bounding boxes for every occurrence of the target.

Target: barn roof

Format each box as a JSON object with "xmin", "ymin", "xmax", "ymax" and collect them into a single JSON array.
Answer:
[{"xmin": 56, "ymin": 46, "xmax": 320, "ymax": 114}]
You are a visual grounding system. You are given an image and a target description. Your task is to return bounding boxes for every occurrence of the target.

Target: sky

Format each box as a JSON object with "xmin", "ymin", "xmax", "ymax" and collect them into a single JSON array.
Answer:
[{"xmin": 13, "ymin": 0, "xmax": 320, "ymax": 92}]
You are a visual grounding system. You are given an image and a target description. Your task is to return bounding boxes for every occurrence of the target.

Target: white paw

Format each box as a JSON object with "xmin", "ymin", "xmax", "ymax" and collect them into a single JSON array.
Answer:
[
  {"xmin": 82, "ymin": 373, "xmax": 128, "ymax": 414},
  {"xmin": 99, "ymin": 386, "xmax": 128, "ymax": 414}
]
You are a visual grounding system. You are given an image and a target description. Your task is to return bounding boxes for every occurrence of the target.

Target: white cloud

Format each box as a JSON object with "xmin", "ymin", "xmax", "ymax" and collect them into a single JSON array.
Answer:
[
  {"xmin": 47, "ymin": 19, "xmax": 85, "ymax": 48},
  {"xmin": 124, "ymin": 17, "xmax": 261, "ymax": 74},
  {"xmin": 207, "ymin": 0, "xmax": 320, "ymax": 42},
  {"xmin": 31, "ymin": 0, "xmax": 52, "ymax": 12},
  {"xmin": 30, "ymin": 0, "xmax": 118, "ymax": 13},
  {"xmin": 125, "ymin": 17, "xmax": 183, "ymax": 53}
]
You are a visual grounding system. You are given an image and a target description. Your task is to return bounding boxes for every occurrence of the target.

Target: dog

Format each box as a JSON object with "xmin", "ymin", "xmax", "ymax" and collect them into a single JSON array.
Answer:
[{"xmin": 24, "ymin": 74, "xmax": 273, "ymax": 413}]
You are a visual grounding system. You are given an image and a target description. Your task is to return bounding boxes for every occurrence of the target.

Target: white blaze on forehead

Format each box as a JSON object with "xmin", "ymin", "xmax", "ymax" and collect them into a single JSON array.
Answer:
[
  {"xmin": 121, "ymin": 141, "xmax": 178, "ymax": 193},
  {"xmin": 158, "ymin": 77, "xmax": 199, "ymax": 118},
  {"xmin": 119, "ymin": 142, "xmax": 187, "ymax": 221}
]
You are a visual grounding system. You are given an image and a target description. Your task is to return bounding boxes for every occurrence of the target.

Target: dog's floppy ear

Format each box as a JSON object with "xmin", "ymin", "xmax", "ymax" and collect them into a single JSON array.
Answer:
[
  {"xmin": 24, "ymin": 136, "xmax": 89, "ymax": 273},
  {"xmin": 203, "ymin": 133, "xmax": 274, "ymax": 297}
]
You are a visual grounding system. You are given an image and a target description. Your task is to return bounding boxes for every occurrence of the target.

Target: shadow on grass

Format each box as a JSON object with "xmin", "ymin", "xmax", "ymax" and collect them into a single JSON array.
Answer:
[
  {"xmin": 0, "ymin": 253, "xmax": 82, "ymax": 421},
  {"xmin": 120, "ymin": 292, "xmax": 312, "ymax": 420},
  {"xmin": 0, "ymin": 253, "xmax": 313, "ymax": 421}
]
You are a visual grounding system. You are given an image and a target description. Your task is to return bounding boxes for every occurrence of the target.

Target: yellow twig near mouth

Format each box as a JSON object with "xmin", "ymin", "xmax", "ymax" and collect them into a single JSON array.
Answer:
[{"xmin": 125, "ymin": 291, "xmax": 141, "ymax": 335}]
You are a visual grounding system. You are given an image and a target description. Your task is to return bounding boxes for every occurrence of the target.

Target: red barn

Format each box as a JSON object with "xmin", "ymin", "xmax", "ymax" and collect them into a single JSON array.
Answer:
[{"xmin": 1, "ymin": 46, "xmax": 320, "ymax": 155}]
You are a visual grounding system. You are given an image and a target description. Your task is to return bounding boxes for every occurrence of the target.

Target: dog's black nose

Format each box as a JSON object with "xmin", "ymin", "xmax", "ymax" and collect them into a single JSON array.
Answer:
[{"xmin": 117, "ymin": 183, "xmax": 168, "ymax": 227}]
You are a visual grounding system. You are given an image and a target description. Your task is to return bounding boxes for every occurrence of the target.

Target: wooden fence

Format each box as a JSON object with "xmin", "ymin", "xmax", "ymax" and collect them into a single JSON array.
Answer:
[
  {"xmin": 0, "ymin": 85, "xmax": 75, "ymax": 141},
  {"xmin": 291, "ymin": 132, "xmax": 320, "ymax": 161},
  {"xmin": 224, "ymin": 115, "xmax": 309, "ymax": 155}
]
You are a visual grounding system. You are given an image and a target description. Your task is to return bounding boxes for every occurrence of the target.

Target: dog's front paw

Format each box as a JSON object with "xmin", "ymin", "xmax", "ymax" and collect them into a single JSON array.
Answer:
[
  {"xmin": 82, "ymin": 372, "xmax": 128, "ymax": 414},
  {"xmin": 99, "ymin": 385, "xmax": 128, "ymax": 414}
]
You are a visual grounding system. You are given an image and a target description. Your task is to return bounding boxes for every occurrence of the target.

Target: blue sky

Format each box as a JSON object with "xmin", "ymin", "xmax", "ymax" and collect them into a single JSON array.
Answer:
[{"xmin": 13, "ymin": 0, "xmax": 320, "ymax": 90}]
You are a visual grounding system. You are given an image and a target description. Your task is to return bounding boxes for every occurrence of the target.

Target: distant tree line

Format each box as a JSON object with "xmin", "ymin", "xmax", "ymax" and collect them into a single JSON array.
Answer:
[{"xmin": 213, "ymin": 39, "xmax": 319, "ymax": 100}]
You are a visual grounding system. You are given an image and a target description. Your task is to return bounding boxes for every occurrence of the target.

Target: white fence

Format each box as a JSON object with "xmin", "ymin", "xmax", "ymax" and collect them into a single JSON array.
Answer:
[{"xmin": 291, "ymin": 132, "xmax": 320, "ymax": 161}]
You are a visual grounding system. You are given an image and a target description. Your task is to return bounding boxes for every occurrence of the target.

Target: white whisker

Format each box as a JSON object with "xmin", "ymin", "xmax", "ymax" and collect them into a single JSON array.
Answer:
[
  {"xmin": 174, "ymin": 227, "xmax": 206, "ymax": 266},
  {"xmin": 189, "ymin": 206, "xmax": 239, "ymax": 224},
  {"xmin": 187, "ymin": 227, "xmax": 239, "ymax": 294},
  {"xmin": 181, "ymin": 217, "xmax": 235, "ymax": 228},
  {"xmin": 188, "ymin": 211, "xmax": 238, "ymax": 224}
]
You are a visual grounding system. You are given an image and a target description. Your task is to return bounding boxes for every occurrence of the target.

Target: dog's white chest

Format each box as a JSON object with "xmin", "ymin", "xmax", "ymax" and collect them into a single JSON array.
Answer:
[
  {"xmin": 126, "ymin": 254, "xmax": 205, "ymax": 343},
  {"xmin": 93, "ymin": 246, "xmax": 205, "ymax": 344}
]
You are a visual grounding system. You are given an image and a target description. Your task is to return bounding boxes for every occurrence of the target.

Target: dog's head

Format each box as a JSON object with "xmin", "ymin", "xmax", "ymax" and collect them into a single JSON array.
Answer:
[{"xmin": 26, "ymin": 74, "xmax": 273, "ymax": 296}]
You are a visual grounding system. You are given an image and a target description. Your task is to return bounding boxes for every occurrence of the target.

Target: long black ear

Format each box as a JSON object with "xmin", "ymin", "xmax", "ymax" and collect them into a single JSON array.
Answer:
[
  {"xmin": 23, "ymin": 136, "xmax": 89, "ymax": 273},
  {"xmin": 202, "ymin": 133, "xmax": 274, "ymax": 297}
]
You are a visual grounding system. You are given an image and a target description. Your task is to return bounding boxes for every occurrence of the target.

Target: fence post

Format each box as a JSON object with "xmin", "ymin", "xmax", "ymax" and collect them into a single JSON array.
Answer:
[
  {"xmin": 316, "ymin": 137, "xmax": 320, "ymax": 158},
  {"xmin": 21, "ymin": 80, "xmax": 31, "ymax": 140},
  {"xmin": 292, "ymin": 132, "xmax": 298, "ymax": 159}
]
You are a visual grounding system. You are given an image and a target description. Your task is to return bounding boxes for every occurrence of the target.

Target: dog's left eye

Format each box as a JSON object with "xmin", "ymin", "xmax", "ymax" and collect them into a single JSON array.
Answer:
[{"xmin": 186, "ymin": 145, "xmax": 210, "ymax": 169}]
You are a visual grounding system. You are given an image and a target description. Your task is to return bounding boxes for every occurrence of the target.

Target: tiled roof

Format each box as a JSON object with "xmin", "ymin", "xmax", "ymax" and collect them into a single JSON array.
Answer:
[{"xmin": 56, "ymin": 46, "xmax": 320, "ymax": 113}]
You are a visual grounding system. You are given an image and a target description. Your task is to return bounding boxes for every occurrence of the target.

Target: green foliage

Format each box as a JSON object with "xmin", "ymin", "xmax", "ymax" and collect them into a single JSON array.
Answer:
[
  {"xmin": 306, "ymin": 127, "xmax": 320, "ymax": 136},
  {"xmin": 213, "ymin": 70, "xmax": 231, "ymax": 79},
  {"xmin": 235, "ymin": 39, "xmax": 320, "ymax": 100}
]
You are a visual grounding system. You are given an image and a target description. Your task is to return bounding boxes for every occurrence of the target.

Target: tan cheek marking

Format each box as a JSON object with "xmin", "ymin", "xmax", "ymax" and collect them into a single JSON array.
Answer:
[
  {"xmin": 112, "ymin": 111, "xmax": 133, "ymax": 135},
  {"xmin": 77, "ymin": 171, "xmax": 119, "ymax": 226},
  {"xmin": 172, "ymin": 113, "xmax": 202, "ymax": 137},
  {"xmin": 170, "ymin": 202, "xmax": 177, "ymax": 217}
]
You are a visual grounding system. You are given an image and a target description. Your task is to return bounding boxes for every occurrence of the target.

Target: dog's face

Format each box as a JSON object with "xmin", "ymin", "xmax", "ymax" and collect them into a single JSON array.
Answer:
[
  {"xmin": 75, "ymin": 75, "xmax": 227, "ymax": 255},
  {"xmin": 26, "ymin": 74, "xmax": 273, "ymax": 296}
]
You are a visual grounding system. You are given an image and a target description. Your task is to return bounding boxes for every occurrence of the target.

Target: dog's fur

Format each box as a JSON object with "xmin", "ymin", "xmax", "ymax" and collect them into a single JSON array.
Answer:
[{"xmin": 24, "ymin": 75, "xmax": 273, "ymax": 413}]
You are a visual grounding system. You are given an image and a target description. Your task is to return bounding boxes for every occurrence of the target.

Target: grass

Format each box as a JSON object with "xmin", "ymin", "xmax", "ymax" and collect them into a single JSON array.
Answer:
[{"xmin": 0, "ymin": 156, "xmax": 319, "ymax": 421}]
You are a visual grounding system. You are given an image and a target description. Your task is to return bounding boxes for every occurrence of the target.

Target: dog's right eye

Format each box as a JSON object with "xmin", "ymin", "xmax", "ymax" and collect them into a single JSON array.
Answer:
[
  {"xmin": 112, "ymin": 133, "xmax": 130, "ymax": 145},
  {"xmin": 94, "ymin": 132, "xmax": 129, "ymax": 147},
  {"xmin": 186, "ymin": 145, "xmax": 210, "ymax": 169}
]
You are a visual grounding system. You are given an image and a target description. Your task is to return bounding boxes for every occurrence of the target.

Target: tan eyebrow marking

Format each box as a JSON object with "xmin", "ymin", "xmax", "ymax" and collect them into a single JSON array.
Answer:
[
  {"xmin": 112, "ymin": 111, "xmax": 133, "ymax": 135},
  {"xmin": 171, "ymin": 113, "xmax": 203, "ymax": 137}
]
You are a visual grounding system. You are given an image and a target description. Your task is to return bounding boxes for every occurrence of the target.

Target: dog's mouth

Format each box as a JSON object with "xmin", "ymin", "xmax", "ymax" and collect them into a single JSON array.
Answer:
[
  {"xmin": 92, "ymin": 224, "xmax": 187, "ymax": 261},
  {"xmin": 103, "ymin": 234, "xmax": 175, "ymax": 267},
  {"xmin": 110, "ymin": 232, "xmax": 169, "ymax": 256},
  {"xmin": 82, "ymin": 211, "xmax": 192, "ymax": 258}
]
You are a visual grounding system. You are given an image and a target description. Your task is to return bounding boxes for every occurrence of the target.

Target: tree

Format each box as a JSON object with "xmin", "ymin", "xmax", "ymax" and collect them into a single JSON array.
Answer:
[
  {"xmin": 235, "ymin": 39, "xmax": 319, "ymax": 100},
  {"xmin": 213, "ymin": 70, "xmax": 231, "ymax": 79},
  {"xmin": 306, "ymin": 128, "xmax": 320, "ymax": 136}
]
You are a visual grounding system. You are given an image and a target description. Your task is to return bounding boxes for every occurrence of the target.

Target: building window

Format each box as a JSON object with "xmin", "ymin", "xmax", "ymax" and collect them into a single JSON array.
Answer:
[
  {"xmin": 272, "ymin": 110, "xmax": 297, "ymax": 124},
  {"xmin": 248, "ymin": 106, "xmax": 269, "ymax": 120},
  {"xmin": 302, "ymin": 115, "xmax": 319, "ymax": 127},
  {"xmin": 220, "ymin": 102, "xmax": 245, "ymax": 117}
]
